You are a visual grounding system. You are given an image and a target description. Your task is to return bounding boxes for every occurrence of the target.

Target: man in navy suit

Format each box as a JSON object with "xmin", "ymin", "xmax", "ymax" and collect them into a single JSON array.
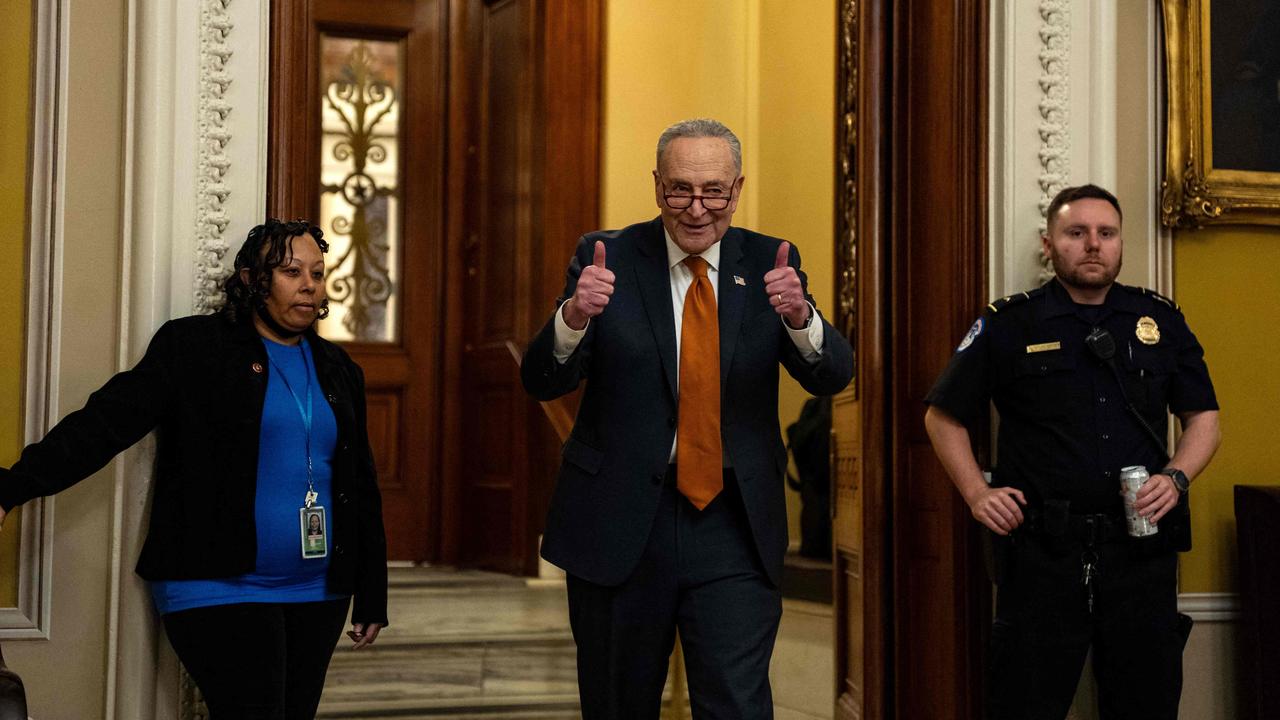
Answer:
[{"xmin": 522, "ymin": 118, "xmax": 853, "ymax": 719}]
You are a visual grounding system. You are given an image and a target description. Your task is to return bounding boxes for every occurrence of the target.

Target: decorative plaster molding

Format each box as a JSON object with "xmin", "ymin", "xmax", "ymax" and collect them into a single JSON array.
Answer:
[
  {"xmin": 1036, "ymin": 0, "xmax": 1070, "ymax": 280},
  {"xmin": 193, "ymin": 0, "xmax": 234, "ymax": 315},
  {"xmin": 1178, "ymin": 592, "xmax": 1239, "ymax": 623}
]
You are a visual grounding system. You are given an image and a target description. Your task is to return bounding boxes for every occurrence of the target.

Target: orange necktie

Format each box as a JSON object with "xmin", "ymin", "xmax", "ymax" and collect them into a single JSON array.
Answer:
[{"xmin": 677, "ymin": 256, "xmax": 722, "ymax": 509}]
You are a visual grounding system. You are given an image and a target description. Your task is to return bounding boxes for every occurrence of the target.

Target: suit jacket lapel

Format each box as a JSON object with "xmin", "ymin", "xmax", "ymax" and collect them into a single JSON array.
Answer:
[
  {"xmin": 634, "ymin": 218, "xmax": 679, "ymax": 402},
  {"xmin": 717, "ymin": 228, "xmax": 747, "ymax": 392}
]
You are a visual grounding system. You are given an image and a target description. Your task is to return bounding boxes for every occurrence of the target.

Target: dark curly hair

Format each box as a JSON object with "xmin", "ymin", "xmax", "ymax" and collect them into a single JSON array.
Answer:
[{"xmin": 220, "ymin": 219, "xmax": 331, "ymax": 324}]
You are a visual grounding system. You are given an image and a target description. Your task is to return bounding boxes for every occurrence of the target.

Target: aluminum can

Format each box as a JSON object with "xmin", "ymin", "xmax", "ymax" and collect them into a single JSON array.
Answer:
[{"xmin": 1120, "ymin": 465, "xmax": 1159, "ymax": 537}]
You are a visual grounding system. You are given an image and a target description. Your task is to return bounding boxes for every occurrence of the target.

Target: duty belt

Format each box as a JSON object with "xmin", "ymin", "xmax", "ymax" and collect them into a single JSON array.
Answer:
[{"xmin": 1021, "ymin": 506, "xmax": 1129, "ymax": 544}]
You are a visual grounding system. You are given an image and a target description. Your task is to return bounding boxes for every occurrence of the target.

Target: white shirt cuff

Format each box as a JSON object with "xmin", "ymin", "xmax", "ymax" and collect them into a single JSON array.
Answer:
[
  {"xmin": 553, "ymin": 299, "xmax": 588, "ymax": 363},
  {"xmin": 784, "ymin": 302, "xmax": 825, "ymax": 362}
]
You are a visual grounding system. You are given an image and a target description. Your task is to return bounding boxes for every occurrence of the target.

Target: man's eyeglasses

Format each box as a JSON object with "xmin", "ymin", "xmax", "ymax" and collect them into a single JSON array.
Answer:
[{"xmin": 660, "ymin": 180, "xmax": 736, "ymax": 211}]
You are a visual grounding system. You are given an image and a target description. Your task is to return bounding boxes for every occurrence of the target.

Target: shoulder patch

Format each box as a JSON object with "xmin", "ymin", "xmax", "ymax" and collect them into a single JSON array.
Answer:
[
  {"xmin": 956, "ymin": 317, "xmax": 984, "ymax": 352},
  {"xmin": 1120, "ymin": 284, "xmax": 1181, "ymax": 312},
  {"xmin": 987, "ymin": 286, "xmax": 1045, "ymax": 314}
]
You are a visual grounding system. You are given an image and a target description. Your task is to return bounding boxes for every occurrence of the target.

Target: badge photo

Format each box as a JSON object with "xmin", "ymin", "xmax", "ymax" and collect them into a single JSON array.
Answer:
[{"xmin": 300, "ymin": 506, "xmax": 328, "ymax": 559}]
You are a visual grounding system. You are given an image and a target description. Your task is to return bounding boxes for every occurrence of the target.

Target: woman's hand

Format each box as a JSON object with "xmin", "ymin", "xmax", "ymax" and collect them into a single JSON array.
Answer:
[{"xmin": 346, "ymin": 622, "xmax": 383, "ymax": 650}]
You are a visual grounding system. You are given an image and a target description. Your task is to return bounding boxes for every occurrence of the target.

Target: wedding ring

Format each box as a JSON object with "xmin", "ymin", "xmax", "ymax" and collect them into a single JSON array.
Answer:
[{"xmin": 776, "ymin": 293, "xmax": 784, "ymax": 305}]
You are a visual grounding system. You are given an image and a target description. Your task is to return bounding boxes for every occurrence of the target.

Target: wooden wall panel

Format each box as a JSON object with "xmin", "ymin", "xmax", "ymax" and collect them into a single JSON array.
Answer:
[
  {"xmin": 834, "ymin": 0, "xmax": 890, "ymax": 717},
  {"xmin": 889, "ymin": 0, "xmax": 989, "ymax": 717}
]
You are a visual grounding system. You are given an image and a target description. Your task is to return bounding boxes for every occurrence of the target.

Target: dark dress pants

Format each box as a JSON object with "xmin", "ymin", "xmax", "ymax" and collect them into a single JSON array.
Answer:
[
  {"xmin": 163, "ymin": 597, "xmax": 351, "ymax": 720},
  {"xmin": 987, "ymin": 533, "xmax": 1184, "ymax": 720},
  {"xmin": 567, "ymin": 470, "xmax": 782, "ymax": 720}
]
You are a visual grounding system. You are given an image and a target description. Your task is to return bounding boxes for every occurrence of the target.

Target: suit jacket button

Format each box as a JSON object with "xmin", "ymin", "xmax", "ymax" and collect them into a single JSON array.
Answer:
[
  {"xmin": 338, "ymin": 493, "xmax": 349, "ymax": 504},
  {"xmin": 334, "ymin": 545, "xmax": 344, "ymax": 556},
  {"xmin": 652, "ymin": 474, "xmax": 663, "ymax": 485}
]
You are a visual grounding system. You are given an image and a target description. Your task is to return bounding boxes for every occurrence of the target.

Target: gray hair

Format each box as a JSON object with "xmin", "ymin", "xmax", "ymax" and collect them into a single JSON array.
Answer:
[{"xmin": 655, "ymin": 118, "xmax": 742, "ymax": 174}]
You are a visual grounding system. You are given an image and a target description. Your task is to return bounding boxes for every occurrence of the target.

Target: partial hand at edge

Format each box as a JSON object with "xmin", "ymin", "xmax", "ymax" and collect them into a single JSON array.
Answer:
[
  {"xmin": 965, "ymin": 486, "xmax": 1027, "ymax": 536},
  {"xmin": 0, "ymin": 505, "xmax": 5, "ymax": 532},
  {"xmin": 562, "ymin": 240, "xmax": 615, "ymax": 331}
]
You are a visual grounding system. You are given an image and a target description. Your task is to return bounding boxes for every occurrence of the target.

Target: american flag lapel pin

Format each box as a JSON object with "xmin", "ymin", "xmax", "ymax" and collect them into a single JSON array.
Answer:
[{"xmin": 733, "ymin": 275, "xmax": 746, "ymax": 286}]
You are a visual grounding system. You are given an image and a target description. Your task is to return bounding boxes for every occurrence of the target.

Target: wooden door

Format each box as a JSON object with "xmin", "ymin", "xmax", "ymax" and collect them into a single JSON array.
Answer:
[
  {"xmin": 440, "ymin": 0, "xmax": 601, "ymax": 573},
  {"xmin": 446, "ymin": 0, "xmax": 537, "ymax": 573},
  {"xmin": 269, "ymin": 0, "xmax": 448, "ymax": 562},
  {"xmin": 832, "ymin": 0, "xmax": 989, "ymax": 717},
  {"xmin": 269, "ymin": 0, "xmax": 600, "ymax": 572}
]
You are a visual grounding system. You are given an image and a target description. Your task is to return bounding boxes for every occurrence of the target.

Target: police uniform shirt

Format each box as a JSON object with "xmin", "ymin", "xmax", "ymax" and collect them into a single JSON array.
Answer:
[{"xmin": 925, "ymin": 277, "xmax": 1218, "ymax": 513}]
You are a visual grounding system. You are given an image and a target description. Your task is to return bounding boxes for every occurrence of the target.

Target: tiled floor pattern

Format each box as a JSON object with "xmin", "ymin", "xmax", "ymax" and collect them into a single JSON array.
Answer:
[{"xmin": 318, "ymin": 567, "xmax": 835, "ymax": 719}]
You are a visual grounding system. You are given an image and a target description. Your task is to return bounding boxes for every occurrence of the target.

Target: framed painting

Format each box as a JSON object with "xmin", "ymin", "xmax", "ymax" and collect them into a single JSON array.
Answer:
[{"xmin": 1162, "ymin": 0, "xmax": 1280, "ymax": 227}]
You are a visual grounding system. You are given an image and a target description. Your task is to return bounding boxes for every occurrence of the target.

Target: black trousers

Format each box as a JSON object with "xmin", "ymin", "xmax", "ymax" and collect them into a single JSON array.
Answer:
[
  {"xmin": 567, "ymin": 470, "xmax": 782, "ymax": 720},
  {"xmin": 163, "ymin": 597, "xmax": 350, "ymax": 720},
  {"xmin": 987, "ymin": 532, "xmax": 1184, "ymax": 720}
]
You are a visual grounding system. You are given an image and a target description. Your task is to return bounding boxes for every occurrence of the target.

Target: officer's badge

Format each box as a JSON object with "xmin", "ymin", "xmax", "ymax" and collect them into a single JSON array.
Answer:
[
  {"xmin": 1136, "ymin": 316, "xmax": 1160, "ymax": 345},
  {"xmin": 957, "ymin": 318, "xmax": 983, "ymax": 351}
]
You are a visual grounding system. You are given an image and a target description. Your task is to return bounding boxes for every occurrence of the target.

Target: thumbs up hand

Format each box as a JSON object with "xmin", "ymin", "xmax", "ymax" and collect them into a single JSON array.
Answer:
[
  {"xmin": 763, "ymin": 241, "xmax": 811, "ymax": 329},
  {"xmin": 563, "ymin": 240, "xmax": 616, "ymax": 330}
]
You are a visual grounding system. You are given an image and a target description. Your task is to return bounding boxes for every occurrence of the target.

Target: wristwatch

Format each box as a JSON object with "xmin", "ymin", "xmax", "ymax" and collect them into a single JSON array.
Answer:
[{"xmin": 1161, "ymin": 468, "xmax": 1190, "ymax": 493}]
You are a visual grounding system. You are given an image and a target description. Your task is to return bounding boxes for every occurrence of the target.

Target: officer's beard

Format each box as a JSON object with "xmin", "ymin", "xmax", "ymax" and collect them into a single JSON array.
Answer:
[{"xmin": 1049, "ymin": 250, "xmax": 1122, "ymax": 291}]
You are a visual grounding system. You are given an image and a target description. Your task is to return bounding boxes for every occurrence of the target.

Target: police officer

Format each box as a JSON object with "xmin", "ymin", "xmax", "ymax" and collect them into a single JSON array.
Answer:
[{"xmin": 923, "ymin": 184, "xmax": 1221, "ymax": 720}]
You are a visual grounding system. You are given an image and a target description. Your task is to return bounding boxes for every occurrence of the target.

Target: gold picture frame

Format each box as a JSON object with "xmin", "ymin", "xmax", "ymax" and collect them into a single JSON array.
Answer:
[{"xmin": 1162, "ymin": 0, "xmax": 1280, "ymax": 228}]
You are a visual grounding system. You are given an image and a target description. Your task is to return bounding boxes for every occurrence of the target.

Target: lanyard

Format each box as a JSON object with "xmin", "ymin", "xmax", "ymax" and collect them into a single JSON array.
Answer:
[{"xmin": 266, "ymin": 340, "xmax": 318, "ymax": 507}]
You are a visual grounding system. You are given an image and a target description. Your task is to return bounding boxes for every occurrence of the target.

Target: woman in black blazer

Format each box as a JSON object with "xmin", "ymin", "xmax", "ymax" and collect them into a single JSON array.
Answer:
[{"xmin": 0, "ymin": 220, "xmax": 388, "ymax": 719}]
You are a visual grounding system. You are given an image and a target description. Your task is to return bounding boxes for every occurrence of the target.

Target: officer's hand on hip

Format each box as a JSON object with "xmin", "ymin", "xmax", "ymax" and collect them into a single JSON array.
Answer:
[
  {"xmin": 1133, "ymin": 473, "xmax": 1179, "ymax": 523},
  {"xmin": 764, "ymin": 242, "xmax": 811, "ymax": 329},
  {"xmin": 966, "ymin": 486, "xmax": 1027, "ymax": 536},
  {"xmin": 563, "ymin": 241, "xmax": 615, "ymax": 331}
]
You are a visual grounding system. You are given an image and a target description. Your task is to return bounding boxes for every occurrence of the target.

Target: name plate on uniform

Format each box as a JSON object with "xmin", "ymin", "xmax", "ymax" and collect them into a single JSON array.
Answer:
[{"xmin": 1025, "ymin": 341, "xmax": 1062, "ymax": 354}]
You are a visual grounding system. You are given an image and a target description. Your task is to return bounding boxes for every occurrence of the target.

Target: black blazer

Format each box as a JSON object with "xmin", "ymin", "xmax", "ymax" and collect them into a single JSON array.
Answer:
[
  {"xmin": 0, "ymin": 314, "xmax": 388, "ymax": 625},
  {"xmin": 522, "ymin": 219, "xmax": 853, "ymax": 586}
]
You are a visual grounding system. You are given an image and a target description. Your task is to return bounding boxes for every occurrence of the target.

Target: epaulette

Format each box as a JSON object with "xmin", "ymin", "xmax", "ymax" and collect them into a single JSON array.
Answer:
[
  {"xmin": 986, "ymin": 286, "xmax": 1045, "ymax": 314},
  {"xmin": 1120, "ymin": 284, "xmax": 1181, "ymax": 312}
]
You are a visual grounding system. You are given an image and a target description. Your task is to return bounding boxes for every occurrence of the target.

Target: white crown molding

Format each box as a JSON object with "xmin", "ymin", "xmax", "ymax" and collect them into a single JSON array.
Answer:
[
  {"xmin": 1178, "ymin": 592, "xmax": 1239, "ymax": 623},
  {"xmin": 193, "ymin": 0, "xmax": 235, "ymax": 315}
]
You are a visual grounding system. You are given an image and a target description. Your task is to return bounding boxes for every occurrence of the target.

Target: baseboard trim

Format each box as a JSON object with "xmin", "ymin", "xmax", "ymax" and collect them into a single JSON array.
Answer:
[{"xmin": 1178, "ymin": 592, "xmax": 1239, "ymax": 622}]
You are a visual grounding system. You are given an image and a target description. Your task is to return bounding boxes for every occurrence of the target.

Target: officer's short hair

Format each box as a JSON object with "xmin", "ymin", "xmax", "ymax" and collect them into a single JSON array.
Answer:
[
  {"xmin": 1045, "ymin": 184, "xmax": 1123, "ymax": 230},
  {"xmin": 656, "ymin": 119, "xmax": 742, "ymax": 175}
]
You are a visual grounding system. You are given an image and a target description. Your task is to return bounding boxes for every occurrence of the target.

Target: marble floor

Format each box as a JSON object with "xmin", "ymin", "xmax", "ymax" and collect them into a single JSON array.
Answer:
[{"xmin": 318, "ymin": 567, "xmax": 835, "ymax": 719}]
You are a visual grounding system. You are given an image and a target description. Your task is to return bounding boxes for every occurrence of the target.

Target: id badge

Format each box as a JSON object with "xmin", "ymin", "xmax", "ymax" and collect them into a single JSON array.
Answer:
[{"xmin": 300, "ymin": 505, "xmax": 328, "ymax": 559}]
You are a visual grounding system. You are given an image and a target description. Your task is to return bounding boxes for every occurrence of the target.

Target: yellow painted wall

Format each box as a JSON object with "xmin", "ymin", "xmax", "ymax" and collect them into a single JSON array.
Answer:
[
  {"xmin": 0, "ymin": 0, "xmax": 32, "ymax": 607},
  {"xmin": 1175, "ymin": 226, "xmax": 1280, "ymax": 593},
  {"xmin": 757, "ymin": 0, "xmax": 835, "ymax": 452},
  {"xmin": 604, "ymin": 1, "xmax": 836, "ymax": 544},
  {"xmin": 602, "ymin": 0, "xmax": 756, "ymax": 230}
]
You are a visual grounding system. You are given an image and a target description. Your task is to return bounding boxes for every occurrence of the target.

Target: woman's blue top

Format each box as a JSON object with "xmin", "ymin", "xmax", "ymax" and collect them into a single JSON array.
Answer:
[{"xmin": 150, "ymin": 337, "xmax": 347, "ymax": 614}]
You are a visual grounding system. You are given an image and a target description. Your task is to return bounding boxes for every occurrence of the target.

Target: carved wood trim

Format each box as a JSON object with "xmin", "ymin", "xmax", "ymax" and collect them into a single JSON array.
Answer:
[{"xmin": 835, "ymin": 0, "xmax": 858, "ymax": 372}]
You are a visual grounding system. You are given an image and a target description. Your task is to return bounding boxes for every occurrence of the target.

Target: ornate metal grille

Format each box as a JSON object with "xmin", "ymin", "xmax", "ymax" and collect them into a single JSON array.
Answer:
[{"xmin": 318, "ymin": 37, "xmax": 403, "ymax": 343}]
